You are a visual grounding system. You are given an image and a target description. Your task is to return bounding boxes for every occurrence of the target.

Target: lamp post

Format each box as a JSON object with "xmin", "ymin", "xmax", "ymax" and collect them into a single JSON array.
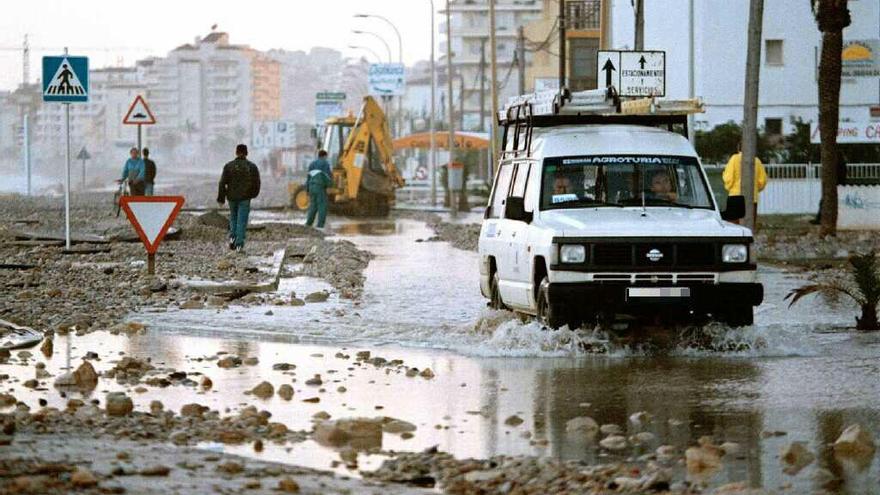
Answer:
[
  {"xmin": 347, "ymin": 44, "xmax": 383, "ymax": 63},
  {"xmin": 351, "ymin": 30, "xmax": 393, "ymax": 62},
  {"xmin": 429, "ymin": 0, "xmax": 437, "ymax": 206},
  {"xmin": 354, "ymin": 14, "xmax": 405, "ymax": 143}
]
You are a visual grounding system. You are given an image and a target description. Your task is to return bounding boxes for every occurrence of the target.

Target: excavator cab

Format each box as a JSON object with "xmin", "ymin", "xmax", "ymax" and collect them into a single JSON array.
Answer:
[{"xmin": 289, "ymin": 96, "xmax": 404, "ymax": 217}]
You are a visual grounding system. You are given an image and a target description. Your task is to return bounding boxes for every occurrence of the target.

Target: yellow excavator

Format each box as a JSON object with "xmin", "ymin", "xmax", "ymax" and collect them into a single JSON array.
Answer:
[{"xmin": 289, "ymin": 96, "xmax": 404, "ymax": 216}]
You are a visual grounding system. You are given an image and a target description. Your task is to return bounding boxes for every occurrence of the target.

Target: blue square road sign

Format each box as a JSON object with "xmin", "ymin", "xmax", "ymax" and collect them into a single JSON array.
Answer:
[{"xmin": 42, "ymin": 56, "xmax": 89, "ymax": 103}]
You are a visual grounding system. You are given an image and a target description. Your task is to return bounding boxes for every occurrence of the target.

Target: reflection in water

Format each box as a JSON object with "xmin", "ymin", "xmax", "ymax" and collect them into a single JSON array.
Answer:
[{"xmin": 330, "ymin": 221, "xmax": 400, "ymax": 237}]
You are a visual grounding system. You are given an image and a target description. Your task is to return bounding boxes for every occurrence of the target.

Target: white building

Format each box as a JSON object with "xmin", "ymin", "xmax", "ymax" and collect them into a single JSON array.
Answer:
[
  {"xmin": 440, "ymin": 0, "xmax": 543, "ymax": 131},
  {"xmin": 609, "ymin": 0, "xmax": 880, "ymax": 134}
]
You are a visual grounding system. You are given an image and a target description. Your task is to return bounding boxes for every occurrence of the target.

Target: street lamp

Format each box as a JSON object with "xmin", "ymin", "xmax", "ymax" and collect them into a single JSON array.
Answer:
[{"xmin": 351, "ymin": 30, "xmax": 392, "ymax": 63}]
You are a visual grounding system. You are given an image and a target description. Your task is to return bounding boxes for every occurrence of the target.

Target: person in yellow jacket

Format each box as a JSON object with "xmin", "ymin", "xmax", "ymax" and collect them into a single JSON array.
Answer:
[{"xmin": 722, "ymin": 149, "xmax": 768, "ymax": 226}]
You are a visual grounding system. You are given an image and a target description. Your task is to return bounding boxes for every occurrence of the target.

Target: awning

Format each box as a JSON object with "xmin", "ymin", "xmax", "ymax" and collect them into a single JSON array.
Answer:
[{"xmin": 393, "ymin": 131, "xmax": 490, "ymax": 150}]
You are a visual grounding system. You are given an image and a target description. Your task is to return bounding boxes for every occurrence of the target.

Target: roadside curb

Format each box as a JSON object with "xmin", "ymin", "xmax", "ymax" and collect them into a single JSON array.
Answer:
[{"xmin": 186, "ymin": 247, "xmax": 288, "ymax": 295}]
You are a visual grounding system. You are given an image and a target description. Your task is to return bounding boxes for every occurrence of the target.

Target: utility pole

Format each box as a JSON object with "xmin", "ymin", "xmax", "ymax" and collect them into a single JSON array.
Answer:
[
  {"xmin": 558, "ymin": 0, "xmax": 566, "ymax": 89},
  {"xmin": 741, "ymin": 0, "xmax": 764, "ymax": 231},
  {"xmin": 429, "ymin": 0, "xmax": 437, "ymax": 207},
  {"xmin": 445, "ymin": 0, "xmax": 457, "ymax": 215},
  {"xmin": 517, "ymin": 26, "xmax": 526, "ymax": 94},
  {"xmin": 634, "ymin": 0, "xmax": 645, "ymax": 50},
  {"xmin": 687, "ymin": 0, "xmax": 695, "ymax": 143},
  {"xmin": 22, "ymin": 35, "xmax": 30, "ymax": 86},
  {"xmin": 489, "ymin": 0, "xmax": 499, "ymax": 176},
  {"xmin": 23, "ymin": 113, "xmax": 30, "ymax": 196},
  {"xmin": 479, "ymin": 38, "xmax": 487, "ymax": 132}
]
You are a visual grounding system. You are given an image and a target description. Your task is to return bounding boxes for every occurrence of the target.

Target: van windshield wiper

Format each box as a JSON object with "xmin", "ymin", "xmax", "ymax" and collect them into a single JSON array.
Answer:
[
  {"xmin": 644, "ymin": 198, "xmax": 695, "ymax": 208},
  {"xmin": 552, "ymin": 198, "xmax": 624, "ymax": 208}
]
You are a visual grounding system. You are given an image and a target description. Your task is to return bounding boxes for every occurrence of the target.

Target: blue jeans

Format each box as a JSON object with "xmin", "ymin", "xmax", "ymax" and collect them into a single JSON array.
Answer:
[
  {"xmin": 228, "ymin": 199, "xmax": 251, "ymax": 248},
  {"xmin": 144, "ymin": 183, "xmax": 154, "ymax": 196}
]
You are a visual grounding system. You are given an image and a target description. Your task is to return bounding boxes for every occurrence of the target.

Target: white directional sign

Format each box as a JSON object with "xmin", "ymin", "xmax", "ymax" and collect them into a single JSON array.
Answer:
[
  {"xmin": 123, "ymin": 95, "xmax": 156, "ymax": 125},
  {"xmin": 368, "ymin": 63, "xmax": 406, "ymax": 96},
  {"xmin": 597, "ymin": 50, "xmax": 665, "ymax": 97}
]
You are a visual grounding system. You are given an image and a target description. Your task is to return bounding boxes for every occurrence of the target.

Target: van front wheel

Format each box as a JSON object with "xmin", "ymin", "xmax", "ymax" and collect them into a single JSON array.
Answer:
[
  {"xmin": 489, "ymin": 272, "xmax": 505, "ymax": 310},
  {"xmin": 537, "ymin": 277, "xmax": 566, "ymax": 329}
]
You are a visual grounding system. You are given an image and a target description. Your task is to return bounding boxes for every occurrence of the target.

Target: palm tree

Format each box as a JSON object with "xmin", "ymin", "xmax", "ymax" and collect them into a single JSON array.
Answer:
[
  {"xmin": 786, "ymin": 251, "xmax": 880, "ymax": 331},
  {"xmin": 811, "ymin": 0, "xmax": 851, "ymax": 236}
]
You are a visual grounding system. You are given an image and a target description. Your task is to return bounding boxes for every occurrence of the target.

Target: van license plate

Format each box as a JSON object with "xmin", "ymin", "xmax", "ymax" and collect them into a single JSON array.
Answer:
[{"xmin": 627, "ymin": 287, "xmax": 691, "ymax": 298}]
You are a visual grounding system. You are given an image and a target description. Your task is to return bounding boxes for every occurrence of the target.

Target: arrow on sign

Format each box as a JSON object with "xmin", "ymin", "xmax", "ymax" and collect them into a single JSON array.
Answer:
[
  {"xmin": 602, "ymin": 59, "xmax": 616, "ymax": 88},
  {"xmin": 638, "ymin": 56, "xmax": 647, "ymax": 69},
  {"xmin": 119, "ymin": 196, "xmax": 185, "ymax": 254}
]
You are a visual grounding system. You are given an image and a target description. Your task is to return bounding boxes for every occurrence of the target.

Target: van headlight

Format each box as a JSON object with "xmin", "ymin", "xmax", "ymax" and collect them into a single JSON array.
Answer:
[
  {"xmin": 722, "ymin": 244, "xmax": 748, "ymax": 263},
  {"xmin": 560, "ymin": 245, "xmax": 586, "ymax": 263}
]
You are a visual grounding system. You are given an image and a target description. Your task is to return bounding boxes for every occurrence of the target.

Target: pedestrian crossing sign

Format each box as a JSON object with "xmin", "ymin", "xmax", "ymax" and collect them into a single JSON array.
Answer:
[{"xmin": 42, "ymin": 56, "xmax": 89, "ymax": 103}]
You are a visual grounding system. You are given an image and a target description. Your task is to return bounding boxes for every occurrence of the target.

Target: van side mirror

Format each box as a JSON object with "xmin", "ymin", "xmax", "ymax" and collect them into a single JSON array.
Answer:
[
  {"xmin": 722, "ymin": 195, "xmax": 746, "ymax": 221},
  {"xmin": 504, "ymin": 197, "xmax": 532, "ymax": 223}
]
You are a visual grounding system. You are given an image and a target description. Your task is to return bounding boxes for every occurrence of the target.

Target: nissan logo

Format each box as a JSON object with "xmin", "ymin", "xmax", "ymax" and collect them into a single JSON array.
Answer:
[{"xmin": 646, "ymin": 248, "xmax": 664, "ymax": 262}]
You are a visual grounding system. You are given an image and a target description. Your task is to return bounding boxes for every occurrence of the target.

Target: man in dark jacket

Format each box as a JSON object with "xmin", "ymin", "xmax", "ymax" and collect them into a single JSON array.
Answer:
[
  {"xmin": 217, "ymin": 144, "xmax": 261, "ymax": 251},
  {"xmin": 142, "ymin": 148, "xmax": 157, "ymax": 196}
]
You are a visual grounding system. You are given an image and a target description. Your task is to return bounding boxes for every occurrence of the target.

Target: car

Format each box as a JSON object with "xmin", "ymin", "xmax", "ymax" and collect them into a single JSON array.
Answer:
[{"xmin": 478, "ymin": 89, "xmax": 763, "ymax": 329}]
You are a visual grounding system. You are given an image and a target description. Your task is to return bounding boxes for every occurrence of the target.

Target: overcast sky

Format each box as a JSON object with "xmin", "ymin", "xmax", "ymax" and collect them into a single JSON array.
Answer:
[{"xmin": 0, "ymin": 0, "xmax": 437, "ymax": 90}]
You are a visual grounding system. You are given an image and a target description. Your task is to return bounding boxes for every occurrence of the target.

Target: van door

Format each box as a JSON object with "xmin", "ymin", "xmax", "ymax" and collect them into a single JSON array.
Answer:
[
  {"xmin": 485, "ymin": 162, "xmax": 515, "ymax": 296},
  {"xmin": 503, "ymin": 161, "xmax": 533, "ymax": 309}
]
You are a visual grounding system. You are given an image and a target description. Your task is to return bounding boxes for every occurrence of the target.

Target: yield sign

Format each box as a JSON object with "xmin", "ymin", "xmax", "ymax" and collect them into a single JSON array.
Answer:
[
  {"xmin": 123, "ymin": 95, "xmax": 156, "ymax": 125},
  {"xmin": 120, "ymin": 196, "xmax": 184, "ymax": 254}
]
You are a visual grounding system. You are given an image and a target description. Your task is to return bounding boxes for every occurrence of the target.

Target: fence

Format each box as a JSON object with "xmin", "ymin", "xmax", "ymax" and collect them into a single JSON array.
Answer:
[{"xmin": 704, "ymin": 163, "xmax": 880, "ymax": 215}]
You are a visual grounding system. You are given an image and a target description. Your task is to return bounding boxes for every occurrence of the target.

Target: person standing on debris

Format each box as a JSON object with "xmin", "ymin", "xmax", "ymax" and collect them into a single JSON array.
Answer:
[
  {"xmin": 118, "ymin": 147, "xmax": 146, "ymax": 196},
  {"xmin": 142, "ymin": 148, "xmax": 157, "ymax": 196},
  {"xmin": 723, "ymin": 145, "xmax": 767, "ymax": 226},
  {"xmin": 217, "ymin": 144, "xmax": 261, "ymax": 252},
  {"xmin": 305, "ymin": 150, "xmax": 333, "ymax": 229}
]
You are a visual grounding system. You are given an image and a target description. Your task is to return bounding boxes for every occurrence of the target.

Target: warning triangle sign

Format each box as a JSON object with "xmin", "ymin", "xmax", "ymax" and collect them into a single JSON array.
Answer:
[
  {"xmin": 123, "ymin": 95, "xmax": 157, "ymax": 125},
  {"xmin": 44, "ymin": 57, "xmax": 87, "ymax": 96},
  {"xmin": 120, "ymin": 196, "xmax": 185, "ymax": 254}
]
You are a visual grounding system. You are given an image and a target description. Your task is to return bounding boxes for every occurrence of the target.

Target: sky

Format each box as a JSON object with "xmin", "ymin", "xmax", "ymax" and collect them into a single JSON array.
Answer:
[{"xmin": 0, "ymin": 0, "xmax": 438, "ymax": 91}]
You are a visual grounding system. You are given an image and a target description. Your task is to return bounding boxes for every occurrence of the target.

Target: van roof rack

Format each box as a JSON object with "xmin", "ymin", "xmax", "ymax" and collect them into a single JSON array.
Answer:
[{"xmin": 498, "ymin": 87, "xmax": 704, "ymax": 159}]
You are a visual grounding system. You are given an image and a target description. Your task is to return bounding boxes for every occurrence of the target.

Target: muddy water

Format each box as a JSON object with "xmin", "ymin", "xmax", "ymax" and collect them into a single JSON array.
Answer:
[{"xmin": 10, "ymin": 217, "xmax": 878, "ymax": 492}]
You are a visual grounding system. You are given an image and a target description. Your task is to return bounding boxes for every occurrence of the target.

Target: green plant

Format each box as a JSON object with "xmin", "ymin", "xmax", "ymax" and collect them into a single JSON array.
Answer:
[{"xmin": 785, "ymin": 251, "xmax": 880, "ymax": 331}]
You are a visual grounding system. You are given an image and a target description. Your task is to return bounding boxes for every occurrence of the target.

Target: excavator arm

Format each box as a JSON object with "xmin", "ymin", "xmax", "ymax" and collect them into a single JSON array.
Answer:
[{"xmin": 338, "ymin": 96, "xmax": 405, "ymax": 199}]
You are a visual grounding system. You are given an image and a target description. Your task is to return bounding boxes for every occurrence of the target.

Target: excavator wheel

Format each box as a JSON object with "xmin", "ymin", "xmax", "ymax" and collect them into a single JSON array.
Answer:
[{"xmin": 291, "ymin": 185, "xmax": 310, "ymax": 211}]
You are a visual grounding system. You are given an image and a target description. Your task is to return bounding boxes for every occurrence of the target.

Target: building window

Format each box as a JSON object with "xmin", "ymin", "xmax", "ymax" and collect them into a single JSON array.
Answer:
[
  {"xmin": 765, "ymin": 118, "xmax": 783, "ymax": 136},
  {"xmin": 765, "ymin": 39, "xmax": 783, "ymax": 66}
]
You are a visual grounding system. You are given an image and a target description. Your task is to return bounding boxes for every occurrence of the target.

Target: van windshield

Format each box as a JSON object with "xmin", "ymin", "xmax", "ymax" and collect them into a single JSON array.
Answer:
[{"xmin": 540, "ymin": 155, "xmax": 714, "ymax": 211}]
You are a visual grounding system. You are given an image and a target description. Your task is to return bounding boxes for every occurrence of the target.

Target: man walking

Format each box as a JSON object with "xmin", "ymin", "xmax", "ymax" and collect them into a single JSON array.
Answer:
[
  {"xmin": 119, "ymin": 147, "xmax": 146, "ymax": 196},
  {"xmin": 305, "ymin": 150, "xmax": 333, "ymax": 229},
  {"xmin": 723, "ymin": 146, "xmax": 768, "ymax": 227},
  {"xmin": 217, "ymin": 144, "xmax": 261, "ymax": 252},
  {"xmin": 142, "ymin": 148, "xmax": 157, "ymax": 196}
]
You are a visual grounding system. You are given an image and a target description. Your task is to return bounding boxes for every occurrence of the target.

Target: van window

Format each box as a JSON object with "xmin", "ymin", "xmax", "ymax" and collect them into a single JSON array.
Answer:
[
  {"xmin": 540, "ymin": 155, "xmax": 714, "ymax": 210},
  {"xmin": 489, "ymin": 164, "xmax": 514, "ymax": 218},
  {"xmin": 511, "ymin": 163, "xmax": 530, "ymax": 198}
]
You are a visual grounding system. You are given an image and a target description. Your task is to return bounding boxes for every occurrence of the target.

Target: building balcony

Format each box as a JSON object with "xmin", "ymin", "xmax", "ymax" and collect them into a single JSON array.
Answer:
[{"xmin": 565, "ymin": 0, "xmax": 601, "ymax": 31}]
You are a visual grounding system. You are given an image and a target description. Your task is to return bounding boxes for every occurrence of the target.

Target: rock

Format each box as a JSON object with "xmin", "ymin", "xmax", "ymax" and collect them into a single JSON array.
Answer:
[
  {"xmin": 207, "ymin": 295, "xmax": 227, "ymax": 307},
  {"xmin": 250, "ymin": 381, "xmax": 274, "ymax": 399},
  {"xmin": 278, "ymin": 478, "xmax": 300, "ymax": 493},
  {"xmin": 314, "ymin": 418, "xmax": 383, "ymax": 449},
  {"xmin": 833, "ymin": 424, "xmax": 876, "ymax": 458},
  {"xmin": 150, "ymin": 280, "xmax": 168, "ymax": 292},
  {"xmin": 628, "ymin": 411, "xmax": 651, "ymax": 430},
  {"xmin": 180, "ymin": 300, "xmax": 205, "ymax": 310},
  {"xmin": 40, "ymin": 338, "xmax": 53, "ymax": 357},
  {"xmin": 55, "ymin": 361, "xmax": 98, "ymax": 390},
  {"xmin": 781, "ymin": 441, "xmax": 815, "ymax": 475},
  {"xmin": 504, "ymin": 415, "xmax": 524, "ymax": 427},
  {"xmin": 217, "ymin": 356, "xmax": 242, "ymax": 368},
  {"xmin": 685, "ymin": 445, "xmax": 722, "ymax": 475},
  {"xmin": 0, "ymin": 394, "xmax": 16, "ymax": 407},
  {"xmin": 599, "ymin": 435, "xmax": 627, "ymax": 451},
  {"xmin": 150, "ymin": 400, "xmax": 164, "ymax": 415},
  {"xmin": 565, "ymin": 416, "xmax": 599, "ymax": 440},
  {"xmin": 356, "ymin": 351, "xmax": 371, "ymax": 360},
  {"xmin": 305, "ymin": 374, "xmax": 323, "ymax": 386},
  {"xmin": 181, "ymin": 403, "xmax": 209, "ymax": 418},
  {"xmin": 272, "ymin": 362, "xmax": 295, "ymax": 371},
  {"xmin": 278, "ymin": 384, "xmax": 294, "ymax": 400},
  {"xmin": 243, "ymin": 356, "xmax": 259, "ymax": 366},
  {"xmin": 217, "ymin": 430, "xmax": 247, "ymax": 444},
  {"xmin": 304, "ymin": 291, "xmax": 329, "ymax": 303},
  {"xmin": 140, "ymin": 465, "xmax": 171, "ymax": 476},
  {"xmin": 22, "ymin": 379, "xmax": 38, "ymax": 389},
  {"xmin": 216, "ymin": 259, "xmax": 233, "ymax": 270},
  {"xmin": 313, "ymin": 411, "xmax": 331, "ymax": 421},
  {"xmin": 200, "ymin": 376, "xmax": 213, "ymax": 390},
  {"xmin": 600, "ymin": 424, "xmax": 621, "ymax": 436},
  {"xmin": 217, "ymin": 461, "xmax": 244, "ymax": 474},
  {"xmin": 71, "ymin": 468, "xmax": 98, "ymax": 488},
  {"xmin": 290, "ymin": 298, "xmax": 305, "ymax": 306},
  {"xmin": 419, "ymin": 368, "xmax": 435, "ymax": 379},
  {"xmin": 629, "ymin": 431, "xmax": 656, "ymax": 445},
  {"xmin": 383, "ymin": 419, "xmax": 417, "ymax": 434},
  {"xmin": 198, "ymin": 210, "xmax": 229, "ymax": 229},
  {"xmin": 105, "ymin": 392, "xmax": 134, "ymax": 416}
]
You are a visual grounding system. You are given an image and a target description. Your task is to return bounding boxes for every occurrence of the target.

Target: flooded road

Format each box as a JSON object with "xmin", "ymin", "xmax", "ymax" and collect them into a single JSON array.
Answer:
[{"xmin": 10, "ymin": 216, "xmax": 878, "ymax": 492}]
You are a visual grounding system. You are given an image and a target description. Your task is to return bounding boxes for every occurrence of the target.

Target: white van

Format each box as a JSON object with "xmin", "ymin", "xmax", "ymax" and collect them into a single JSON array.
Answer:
[{"xmin": 478, "ymin": 90, "xmax": 762, "ymax": 328}]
